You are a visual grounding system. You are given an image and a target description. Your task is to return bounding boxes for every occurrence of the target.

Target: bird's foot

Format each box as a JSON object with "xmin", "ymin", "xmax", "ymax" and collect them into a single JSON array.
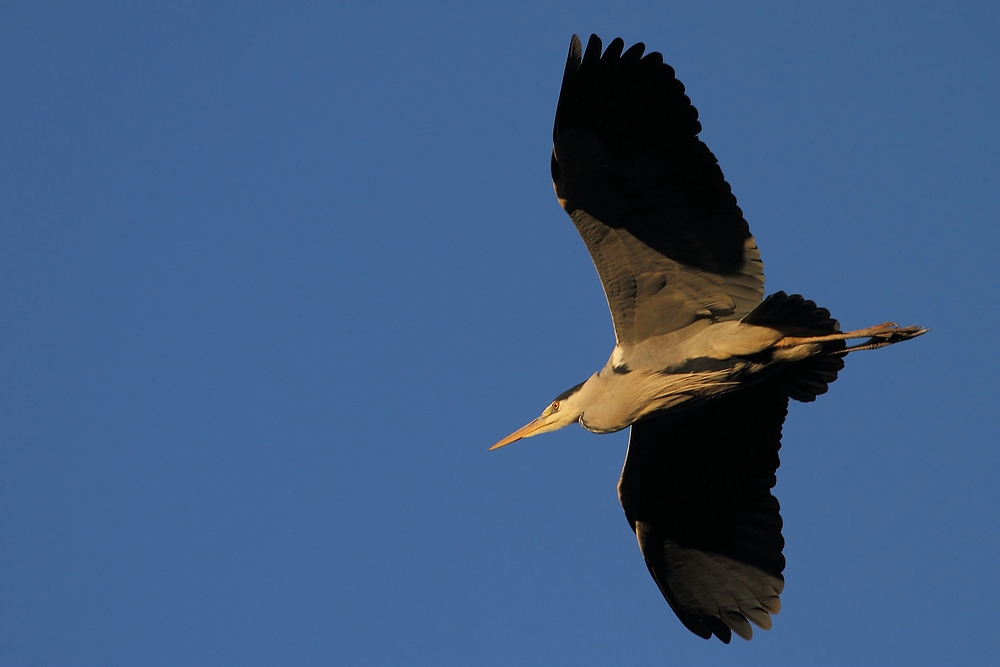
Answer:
[
  {"xmin": 775, "ymin": 322, "xmax": 928, "ymax": 353},
  {"xmin": 840, "ymin": 323, "xmax": 928, "ymax": 352}
]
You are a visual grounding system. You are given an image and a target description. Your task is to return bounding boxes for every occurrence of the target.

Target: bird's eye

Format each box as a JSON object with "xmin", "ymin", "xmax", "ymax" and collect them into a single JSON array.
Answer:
[{"xmin": 552, "ymin": 401, "xmax": 560, "ymax": 411}]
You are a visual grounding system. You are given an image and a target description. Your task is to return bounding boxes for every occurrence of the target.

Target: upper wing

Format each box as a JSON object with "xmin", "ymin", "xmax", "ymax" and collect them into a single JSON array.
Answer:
[
  {"xmin": 617, "ymin": 380, "xmax": 788, "ymax": 642},
  {"xmin": 552, "ymin": 35, "xmax": 764, "ymax": 346}
]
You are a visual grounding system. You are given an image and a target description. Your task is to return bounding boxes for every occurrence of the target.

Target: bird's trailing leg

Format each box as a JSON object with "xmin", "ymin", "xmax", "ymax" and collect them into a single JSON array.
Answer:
[{"xmin": 775, "ymin": 322, "xmax": 928, "ymax": 354}]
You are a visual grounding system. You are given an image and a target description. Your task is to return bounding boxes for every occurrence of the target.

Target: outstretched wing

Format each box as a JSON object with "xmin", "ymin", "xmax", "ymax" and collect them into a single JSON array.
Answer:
[
  {"xmin": 617, "ymin": 380, "xmax": 788, "ymax": 643},
  {"xmin": 552, "ymin": 35, "xmax": 764, "ymax": 346}
]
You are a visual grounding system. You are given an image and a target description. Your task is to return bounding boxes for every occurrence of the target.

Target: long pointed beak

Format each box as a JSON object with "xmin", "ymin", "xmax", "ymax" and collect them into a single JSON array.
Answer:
[{"xmin": 489, "ymin": 417, "xmax": 547, "ymax": 451}]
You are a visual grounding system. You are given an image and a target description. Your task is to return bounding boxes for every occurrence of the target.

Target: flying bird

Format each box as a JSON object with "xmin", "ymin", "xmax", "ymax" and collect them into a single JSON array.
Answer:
[{"xmin": 490, "ymin": 34, "xmax": 926, "ymax": 643}]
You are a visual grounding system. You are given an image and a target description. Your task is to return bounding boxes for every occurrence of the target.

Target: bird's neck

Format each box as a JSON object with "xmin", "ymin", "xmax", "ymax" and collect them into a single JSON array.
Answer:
[
  {"xmin": 578, "ymin": 369, "xmax": 733, "ymax": 433},
  {"xmin": 575, "ymin": 372, "xmax": 639, "ymax": 434}
]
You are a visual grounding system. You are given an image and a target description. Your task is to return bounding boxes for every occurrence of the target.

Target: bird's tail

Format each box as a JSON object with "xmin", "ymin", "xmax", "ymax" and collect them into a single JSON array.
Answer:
[
  {"xmin": 742, "ymin": 291, "xmax": 841, "ymax": 337},
  {"xmin": 743, "ymin": 292, "xmax": 846, "ymax": 402},
  {"xmin": 742, "ymin": 291, "xmax": 927, "ymax": 402}
]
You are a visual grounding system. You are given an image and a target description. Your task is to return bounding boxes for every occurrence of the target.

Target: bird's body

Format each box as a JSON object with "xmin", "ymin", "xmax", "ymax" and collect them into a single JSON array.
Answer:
[
  {"xmin": 563, "ymin": 323, "xmax": 771, "ymax": 433},
  {"xmin": 491, "ymin": 34, "xmax": 926, "ymax": 643}
]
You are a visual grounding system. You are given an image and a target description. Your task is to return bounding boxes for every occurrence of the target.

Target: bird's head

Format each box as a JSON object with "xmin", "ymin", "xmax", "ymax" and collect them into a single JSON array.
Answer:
[{"xmin": 489, "ymin": 380, "xmax": 588, "ymax": 450}]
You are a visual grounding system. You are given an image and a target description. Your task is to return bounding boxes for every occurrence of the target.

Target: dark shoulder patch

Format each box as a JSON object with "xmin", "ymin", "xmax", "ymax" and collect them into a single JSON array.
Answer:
[{"xmin": 668, "ymin": 357, "xmax": 737, "ymax": 374}]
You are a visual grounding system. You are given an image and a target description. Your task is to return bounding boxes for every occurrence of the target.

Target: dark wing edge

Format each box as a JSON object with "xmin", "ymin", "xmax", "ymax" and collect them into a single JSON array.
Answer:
[
  {"xmin": 617, "ymin": 381, "xmax": 789, "ymax": 642},
  {"xmin": 552, "ymin": 34, "xmax": 764, "ymax": 346}
]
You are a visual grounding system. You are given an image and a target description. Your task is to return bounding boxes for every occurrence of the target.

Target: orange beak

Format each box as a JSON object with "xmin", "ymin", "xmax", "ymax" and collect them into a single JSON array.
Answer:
[{"xmin": 489, "ymin": 417, "xmax": 549, "ymax": 450}]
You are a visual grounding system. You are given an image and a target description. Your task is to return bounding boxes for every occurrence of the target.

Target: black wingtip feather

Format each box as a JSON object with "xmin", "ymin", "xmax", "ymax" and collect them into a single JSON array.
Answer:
[
  {"xmin": 566, "ymin": 34, "xmax": 582, "ymax": 74},
  {"xmin": 584, "ymin": 33, "xmax": 603, "ymax": 62},
  {"xmin": 641, "ymin": 50, "xmax": 663, "ymax": 65},
  {"xmin": 622, "ymin": 41, "xmax": 646, "ymax": 61},
  {"xmin": 604, "ymin": 37, "xmax": 624, "ymax": 60}
]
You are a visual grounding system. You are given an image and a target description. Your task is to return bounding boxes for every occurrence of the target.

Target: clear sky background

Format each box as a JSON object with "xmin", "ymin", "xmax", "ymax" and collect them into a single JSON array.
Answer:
[{"xmin": 2, "ymin": 2, "xmax": 998, "ymax": 665}]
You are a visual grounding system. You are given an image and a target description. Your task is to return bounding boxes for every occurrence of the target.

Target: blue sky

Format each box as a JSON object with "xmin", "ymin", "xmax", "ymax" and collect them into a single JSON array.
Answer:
[{"xmin": 2, "ymin": 2, "xmax": 998, "ymax": 665}]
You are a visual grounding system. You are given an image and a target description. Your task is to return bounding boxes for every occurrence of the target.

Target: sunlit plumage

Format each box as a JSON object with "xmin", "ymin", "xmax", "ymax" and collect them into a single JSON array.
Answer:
[{"xmin": 491, "ymin": 34, "xmax": 926, "ymax": 643}]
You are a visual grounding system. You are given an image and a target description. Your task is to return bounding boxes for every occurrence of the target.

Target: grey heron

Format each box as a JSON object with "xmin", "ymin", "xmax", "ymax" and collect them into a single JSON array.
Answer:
[{"xmin": 490, "ymin": 34, "xmax": 926, "ymax": 643}]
